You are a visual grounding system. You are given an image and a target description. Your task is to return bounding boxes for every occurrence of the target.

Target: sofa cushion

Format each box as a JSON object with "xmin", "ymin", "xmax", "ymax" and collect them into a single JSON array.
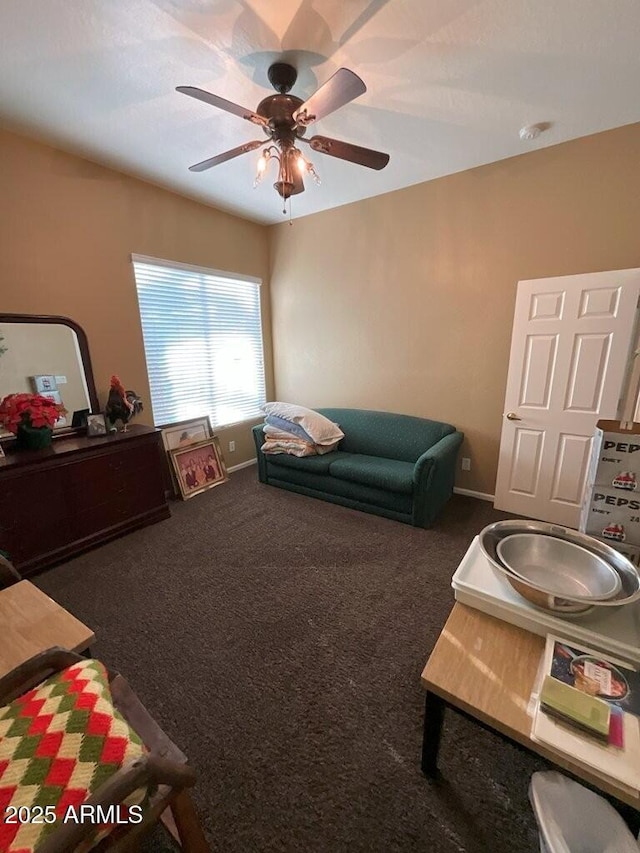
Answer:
[
  {"xmin": 265, "ymin": 466, "xmax": 413, "ymax": 515},
  {"xmin": 266, "ymin": 450, "xmax": 351, "ymax": 475},
  {"xmin": 317, "ymin": 408, "xmax": 455, "ymax": 462},
  {"xmin": 328, "ymin": 454, "xmax": 414, "ymax": 495}
]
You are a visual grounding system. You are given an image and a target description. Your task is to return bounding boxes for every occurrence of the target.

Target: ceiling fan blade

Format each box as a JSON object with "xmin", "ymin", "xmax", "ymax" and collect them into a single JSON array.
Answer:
[
  {"xmin": 188, "ymin": 140, "xmax": 265, "ymax": 172},
  {"xmin": 306, "ymin": 135, "xmax": 389, "ymax": 170},
  {"xmin": 293, "ymin": 68, "xmax": 366, "ymax": 126},
  {"xmin": 176, "ymin": 86, "xmax": 268, "ymax": 127}
]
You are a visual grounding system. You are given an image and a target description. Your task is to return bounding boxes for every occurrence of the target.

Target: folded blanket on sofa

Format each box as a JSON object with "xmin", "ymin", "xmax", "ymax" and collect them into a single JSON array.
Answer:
[
  {"xmin": 265, "ymin": 415, "xmax": 314, "ymax": 443},
  {"xmin": 263, "ymin": 402, "xmax": 344, "ymax": 446},
  {"xmin": 262, "ymin": 438, "xmax": 318, "ymax": 457},
  {"xmin": 263, "ymin": 424, "xmax": 298, "ymax": 440},
  {"xmin": 261, "ymin": 435, "xmax": 340, "ymax": 456}
]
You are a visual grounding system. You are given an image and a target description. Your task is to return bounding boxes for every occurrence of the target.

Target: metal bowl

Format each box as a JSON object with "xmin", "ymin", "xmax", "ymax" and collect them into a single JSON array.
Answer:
[
  {"xmin": 496, "ymin": 534, "xmax": 621, "ymax": 601},
  {"xmin": 478, "ymin": 520, "xmax": 640, "ymax": 615},
  {"xmin": 498, "ymin": 573, "xmax": 595, "ymax": 614}
]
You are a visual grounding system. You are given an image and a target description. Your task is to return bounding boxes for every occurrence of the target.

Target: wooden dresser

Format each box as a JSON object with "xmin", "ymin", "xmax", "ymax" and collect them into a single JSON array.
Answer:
[{"xmin": 0, "ymin": 424, "xmax": 171, "ymax": 577}]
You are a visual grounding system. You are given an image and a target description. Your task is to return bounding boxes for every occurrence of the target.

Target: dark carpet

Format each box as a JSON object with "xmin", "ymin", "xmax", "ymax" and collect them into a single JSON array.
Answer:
[{"xmin": 34, "ymin": 467, "xmax": 551, "ymax": 852}]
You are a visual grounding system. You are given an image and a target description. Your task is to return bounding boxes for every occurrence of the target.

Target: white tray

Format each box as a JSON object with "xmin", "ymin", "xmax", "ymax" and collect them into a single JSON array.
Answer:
[{"xmin": 452, "ymin": 536, "xmax": 640, "ymax": 665}]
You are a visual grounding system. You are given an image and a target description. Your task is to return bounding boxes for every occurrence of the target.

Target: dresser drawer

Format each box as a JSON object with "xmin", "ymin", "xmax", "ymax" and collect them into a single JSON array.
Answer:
[
  {"xmin": 72, "ymin": 496, "xmax": 133, "ymax": 540},
  {"xmin": 1, "ymin": 511, "xmax": 72, "ymax": 563},
  {"xmin": 0, "ymin": 469, "xmax": 67, "ymax": 512},
  {"xmin": 65, "ymin": 442, "xmax": 165, "ymax": 515},
  {"xmin": 0, "ymin": 474, "xmax": 67, "ymax": 533},
  {"xmin": 64, "ymin": 453, "xmax": 126, "ymax": 505}
]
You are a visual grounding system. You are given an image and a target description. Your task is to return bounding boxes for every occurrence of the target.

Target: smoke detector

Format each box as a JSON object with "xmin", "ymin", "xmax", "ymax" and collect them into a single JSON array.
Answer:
[{"xmin": 519, "ymin": 123, "xmax": 544, "ymax": 141}]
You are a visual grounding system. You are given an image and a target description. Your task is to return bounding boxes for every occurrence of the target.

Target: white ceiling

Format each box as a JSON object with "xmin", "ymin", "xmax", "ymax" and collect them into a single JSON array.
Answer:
[{"xmin": 1, "ymin": 0, "xmax": 640, "ymax": 225}]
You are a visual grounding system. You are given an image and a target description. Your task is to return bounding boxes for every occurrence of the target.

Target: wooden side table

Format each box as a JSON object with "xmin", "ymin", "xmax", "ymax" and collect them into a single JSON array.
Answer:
[
  {"xmin": 0, "ymin": 580, "xmax": 95, "ymax": 678},
  {"xmin": 421, "ymin": 602, "xmax": 640, "ymax": 809}
]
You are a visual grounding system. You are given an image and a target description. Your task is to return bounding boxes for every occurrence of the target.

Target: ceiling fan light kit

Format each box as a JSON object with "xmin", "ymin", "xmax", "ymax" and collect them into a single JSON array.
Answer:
[{"xmin": 177, "ymin": 61, "xmax": 389, "ymax": 215}]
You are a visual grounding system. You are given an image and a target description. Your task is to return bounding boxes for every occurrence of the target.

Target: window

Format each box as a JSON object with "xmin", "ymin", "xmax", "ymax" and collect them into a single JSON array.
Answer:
[{"xmin": 132, "ymin": 255, "xmax": 266, "ymax": 428}]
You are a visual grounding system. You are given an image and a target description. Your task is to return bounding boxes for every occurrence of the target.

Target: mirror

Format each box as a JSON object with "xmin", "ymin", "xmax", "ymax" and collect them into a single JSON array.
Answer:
[{"xmin": 0, "ymin": 314, "xmax": 98, "ymax": 436}]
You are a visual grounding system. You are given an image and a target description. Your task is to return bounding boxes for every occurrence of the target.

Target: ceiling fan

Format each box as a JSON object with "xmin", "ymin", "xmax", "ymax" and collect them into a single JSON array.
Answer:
[{"xmin": 177, "ymin": 62, "xmax": 389, "ymax": 211}]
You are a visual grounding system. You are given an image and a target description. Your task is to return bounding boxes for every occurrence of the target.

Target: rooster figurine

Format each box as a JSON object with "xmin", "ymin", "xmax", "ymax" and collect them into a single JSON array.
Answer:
[{"xmin": 105, "ymin": 375, "xmax": 143, "ymax": 432}]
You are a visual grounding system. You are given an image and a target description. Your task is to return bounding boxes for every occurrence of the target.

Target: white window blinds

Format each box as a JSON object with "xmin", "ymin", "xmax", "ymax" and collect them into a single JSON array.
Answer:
[{"xmin": 132, "ymin": 255, "xmax": 266, "ymax": 428}]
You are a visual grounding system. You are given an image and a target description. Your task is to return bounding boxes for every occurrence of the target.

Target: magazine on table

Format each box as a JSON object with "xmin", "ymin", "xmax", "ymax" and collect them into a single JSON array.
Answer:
[
  {"xmin": 531, "ymin": 635, "xmax": 640, "ymax": 794},
  {"xmin": 548, "ymin": 638, "xmax": 640, "ymax": 719}
]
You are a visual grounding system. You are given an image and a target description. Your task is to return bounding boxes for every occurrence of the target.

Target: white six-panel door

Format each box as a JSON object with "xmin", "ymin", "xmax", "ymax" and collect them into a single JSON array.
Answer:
[{"xmin": 494, "ymin": 269, "xmax": 640, "ymax": 527}]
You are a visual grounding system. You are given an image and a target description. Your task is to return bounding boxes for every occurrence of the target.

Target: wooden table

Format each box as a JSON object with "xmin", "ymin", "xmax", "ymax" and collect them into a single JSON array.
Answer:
[
  {"xmin": 421, "ymin": 602, "xmax": 640, "ymax": 809},
  {"xmin": 0, "ymin": 580, "xmax": 95, "ymax": 678}
]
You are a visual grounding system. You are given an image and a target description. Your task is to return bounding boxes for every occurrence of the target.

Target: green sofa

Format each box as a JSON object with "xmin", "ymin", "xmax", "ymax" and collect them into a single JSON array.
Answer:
[{"xmin": 252, "ymin": 408, "xmax": 464, "ymax": 527}]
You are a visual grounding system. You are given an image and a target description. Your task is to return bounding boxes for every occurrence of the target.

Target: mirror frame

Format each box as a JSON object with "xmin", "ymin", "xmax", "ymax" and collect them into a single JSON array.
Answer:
[{"xmin": 0, "ymin": 313, "xmax": 99, "ymax": 429}]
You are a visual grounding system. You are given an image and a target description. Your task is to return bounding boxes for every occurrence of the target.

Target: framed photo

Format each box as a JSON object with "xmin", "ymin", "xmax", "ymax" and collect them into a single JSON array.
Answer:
[
  {"xmin": 170, "ymin": 437, "xmax": 228, "ymax": 500},
  {"xmin": 31, "ymin": 375, "xmax": 57, "ymax": 393},
  {"xmin": 160, "ymin": 417, "xmax": 214, "ymax": 497},
  {"xmin": 86, "ymin": 413, "xmax": 108, "ymax": 437},
  {"xmin": 72, "ymin": 408, "xmax": 90, "ymax": 428},
  {"xmin": 160, "ymin": 417, "xmax": 213, "ymax": 453}
]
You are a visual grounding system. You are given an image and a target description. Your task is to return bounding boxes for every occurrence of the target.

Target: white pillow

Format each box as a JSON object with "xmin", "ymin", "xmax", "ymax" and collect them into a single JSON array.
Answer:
[{"xmin": 262, "ymin": 402, "xmax": 344, "ymax": 446}]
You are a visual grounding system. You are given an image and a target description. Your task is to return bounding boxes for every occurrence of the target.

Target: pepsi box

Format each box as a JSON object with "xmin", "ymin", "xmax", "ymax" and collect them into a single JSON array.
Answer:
[
  {"xmin": 580, "ymin": 534, "xmax": 640, "ymax": 568},
  {"xmin": 581, "ymin": 485, "xmax": 640, "ymax": 547},
  {"xmin": 587, "ymin": 419, "xmax": 640, "ymax": 490},
  {"xmin": 599, "ymin": 538, "xmax": 640, "ymax": 568}
]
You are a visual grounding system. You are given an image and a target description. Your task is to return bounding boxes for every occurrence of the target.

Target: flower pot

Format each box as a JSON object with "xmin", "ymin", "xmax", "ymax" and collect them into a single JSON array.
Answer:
[{"xmin": 16, "ymin": 424, "xmax": 53, "ymax": 450}]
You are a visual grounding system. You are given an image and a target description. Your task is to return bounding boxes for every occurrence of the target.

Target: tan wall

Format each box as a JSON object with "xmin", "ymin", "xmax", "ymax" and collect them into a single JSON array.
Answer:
[
  {"xmin": 269, "ymin": 123, "xmax": 640, "ymax": 495},
  {"xmin": 0, "ymin": 128, "xmax": 273, "ymax": 467}
]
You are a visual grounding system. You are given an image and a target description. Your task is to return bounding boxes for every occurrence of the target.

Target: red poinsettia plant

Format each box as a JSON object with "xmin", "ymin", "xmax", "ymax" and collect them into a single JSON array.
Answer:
[{"xmin": 0, "ymin": 393, "xmax": 67, "ymax": 434}]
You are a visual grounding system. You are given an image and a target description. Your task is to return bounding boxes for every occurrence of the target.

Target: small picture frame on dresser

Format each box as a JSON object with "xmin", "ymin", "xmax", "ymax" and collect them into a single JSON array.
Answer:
[
  {"xmin": 86, "ymin": 413, "xmax": 108, "ymax": 437},
  {"xmin": 0, "ymin": 442, "xmax": 5, "ymax": 459},
  {"xmin": 72, "ymin": 408, "xmax": 90, "ymax": 428}
]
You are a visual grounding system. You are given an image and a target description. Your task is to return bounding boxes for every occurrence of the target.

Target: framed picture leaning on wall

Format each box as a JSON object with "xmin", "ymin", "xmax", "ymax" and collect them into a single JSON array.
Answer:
[
  {"xmin": 159, "ymin": 416, "xmax": 214, "ymax": 497},
  {"xmin": 160, "ymin": 416, "xmax": 213, "ymax": 453},
  {"xmin": 170, "ymin": 437, "xmax": 228, "ymax": 500}
]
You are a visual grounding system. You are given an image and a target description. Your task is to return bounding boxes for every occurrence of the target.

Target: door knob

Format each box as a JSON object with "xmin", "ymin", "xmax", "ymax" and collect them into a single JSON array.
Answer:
[{"xmin": 505, "ymin": 412, "xmax": 521, "ymax": 421}]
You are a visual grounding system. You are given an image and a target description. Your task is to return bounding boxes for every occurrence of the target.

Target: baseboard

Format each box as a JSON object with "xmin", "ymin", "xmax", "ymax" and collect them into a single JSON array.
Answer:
[
  {"xmin": 454, "ymin": 487, "xmax": 495, "ymax": 503},
  {"xmin": 228, "ymin": 458, "xmax": 257, "ymax": 473}
]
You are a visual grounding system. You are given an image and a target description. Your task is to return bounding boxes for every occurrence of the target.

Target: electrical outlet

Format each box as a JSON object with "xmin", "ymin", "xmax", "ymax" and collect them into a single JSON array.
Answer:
[
  {"xmin": 461, "ymin": 457, "xmax": 471, "ymax": 471},
  {"xmin": 229, "ymin": 440, "xmax": 236, "ymax": 452}
]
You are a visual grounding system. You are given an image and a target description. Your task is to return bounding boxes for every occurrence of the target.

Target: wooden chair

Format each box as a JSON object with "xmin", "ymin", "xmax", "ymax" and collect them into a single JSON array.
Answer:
[{"xmin": 0, "ymin": 648, "xmax": 209, "ymax": 852}]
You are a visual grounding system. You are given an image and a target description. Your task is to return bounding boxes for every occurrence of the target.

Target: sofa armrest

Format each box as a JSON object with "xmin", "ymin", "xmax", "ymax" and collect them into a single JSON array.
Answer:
[
  {"xmin": 252, "ymin": 423, "xmax": 268, "ymax": 483},
  {"xmin": 412, "ymin": 431, "xmax": 464, "ymax": 527},
  {"xmin": 413, "ymin": 432, "xmax": 463, "ymax": 485}
]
